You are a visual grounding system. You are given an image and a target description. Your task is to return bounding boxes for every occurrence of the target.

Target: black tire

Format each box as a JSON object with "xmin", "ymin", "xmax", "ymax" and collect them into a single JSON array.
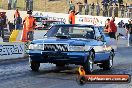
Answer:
[
  {"xmin": 30, "ymin": 61, "xmax": 40, "ymax": 71},
  {"xmin": 83, "ymin": 51, "xmax": 94, "ymax": 74},
  {"xmin": 102, "ymin": 51, "xmax": 114, "ymax": 70}
]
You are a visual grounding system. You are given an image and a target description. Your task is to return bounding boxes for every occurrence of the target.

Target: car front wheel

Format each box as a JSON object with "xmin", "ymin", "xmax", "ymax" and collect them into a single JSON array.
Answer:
[
  {"xmin": 30, "ymin": 61, "xmax": 40, "ymax": 71},
  {"xmin": 83, "ymin": 51, "xmax": 94, "ymax": 74},
  {"xmin": 102, "ymin": 51, "xmax": 114, "ymax": 70}
]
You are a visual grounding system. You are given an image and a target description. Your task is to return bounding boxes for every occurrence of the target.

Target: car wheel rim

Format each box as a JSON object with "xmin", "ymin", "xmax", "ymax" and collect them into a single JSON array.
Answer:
[
  {"xmin": 109, "ymin": 55, "xmax": 113, "ymax": 67},
  {"xmin": 89, "ymin": 53, "xmax": 93, "ymax": 71}
]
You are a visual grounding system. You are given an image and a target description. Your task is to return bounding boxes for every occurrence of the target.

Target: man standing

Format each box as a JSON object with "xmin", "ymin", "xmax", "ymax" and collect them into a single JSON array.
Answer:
[
  {"xmin": 29, "ymin": 0, "xmax": 33, "ymax": 11},
  {"xmin": 84, "ymin": 3, "xmax": 89, "ymax": 15},
  {"xmin": 25, "ymin": 0, "xmax": 29, "ymax": 11},
  {"xmin": 22, "ymin": 10, "xmax": 36, "ymax": 42},
  {"xmin": 96, "ymin": 2, "xmax": 100, "ymax": 16},
  {"xmin": 0, "ymin": 14, "xmax": 4, "ymax": 38},
  {"xmin": 68, "ymin": 10, "xmax": 75, "ymax": 24},
  {"xmin": 113, "ymin": 3, "xmax": 118, "ymax": 17},
  {"xmin": 14, "ymin": 9, "xmax": 20, "ymax": 26},
  {"xmin": 15, "ymin": 14, "xmax": 22, "ymax": 30},
  {"xmin": 8, "ymin": 0, "xmax": 12, "ymax": 10},
  {"xmin": 126, "ymin": 19, "xmax": 132, "ymax": 46},
  {"xmin": 68, "ymin": 1, "xmax": 75, "ymax": 13},
  {"xmin": 108, "ymin": 17, "xmax": 117, "ymax": 39},
  {"xmin": 12, "ymin": 0, "xmax": 17, "ymax": 9}
]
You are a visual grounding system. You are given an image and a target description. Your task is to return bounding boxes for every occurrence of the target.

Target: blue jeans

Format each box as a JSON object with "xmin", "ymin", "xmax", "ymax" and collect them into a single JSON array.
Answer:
[
  {"xmin": 16, "ymin": 24, "xmax": 21, "ymax": 30},
  {"xmin": 128, "ymin": 34, "xmax": 132, "ymax": 46}
]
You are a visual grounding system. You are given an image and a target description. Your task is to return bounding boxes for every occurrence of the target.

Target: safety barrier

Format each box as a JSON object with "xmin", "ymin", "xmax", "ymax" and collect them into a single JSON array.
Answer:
[
  {"xmin": 9, "ymin": 30, "xmax": 19, "ymax": 42},
  {"xmin": 0, "ymin": 42, "xmax": 25, "ymax": 60}
]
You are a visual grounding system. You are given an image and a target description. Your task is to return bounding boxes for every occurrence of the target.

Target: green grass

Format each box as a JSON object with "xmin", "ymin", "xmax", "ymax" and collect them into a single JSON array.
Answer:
[{"xmin": 0, "ymin": 0, "xmax": 131, "ymax": 13}]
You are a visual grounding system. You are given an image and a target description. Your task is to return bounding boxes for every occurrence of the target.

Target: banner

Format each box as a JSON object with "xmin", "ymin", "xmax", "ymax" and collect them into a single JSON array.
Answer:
[
  {"xmin": 0, "ymin": 42, "xmax": 25, "ymax": 60},
  {"xmin": 0, "ymin": 9, "xmax": 130, "ymax": 26}
]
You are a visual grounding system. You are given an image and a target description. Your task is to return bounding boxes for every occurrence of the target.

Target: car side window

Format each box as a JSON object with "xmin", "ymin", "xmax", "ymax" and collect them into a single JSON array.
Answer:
[
  {"xmin": 94, "ymin": 27, "xmax": 105, "ymax": 41},
  {"xmin": 95, "ymin": 27, "xmax": 101, "ymax": 38}
]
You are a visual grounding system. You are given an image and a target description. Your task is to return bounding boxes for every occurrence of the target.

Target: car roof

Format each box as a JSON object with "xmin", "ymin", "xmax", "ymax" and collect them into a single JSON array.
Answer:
[
  {"xmin": 42, "ymin": 20, "xmax": 63, "ymax": 22},
  {"xmin": 52, "ymin": 24, "xmax": 96, "ymax": 27}
]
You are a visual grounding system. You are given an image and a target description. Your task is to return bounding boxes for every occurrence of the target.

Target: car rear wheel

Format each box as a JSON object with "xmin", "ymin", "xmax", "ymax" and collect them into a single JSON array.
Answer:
[
  {"xmin": 102, "ymin": 51, "xmax": 114, "ymax": 70},
  {"xmin": 83, "ymin": 51, "xmax": 94, "ymax": 74},
  {"xmin": 30, "ymin": 61, "xmax": 40, "ymax": 71}
]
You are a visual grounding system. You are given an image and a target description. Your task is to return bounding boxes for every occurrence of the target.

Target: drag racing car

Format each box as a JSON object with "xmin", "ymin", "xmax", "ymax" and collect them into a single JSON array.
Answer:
[{"xmin": 28, "ymin": 24, "xmax": 115, "ymax": 74}]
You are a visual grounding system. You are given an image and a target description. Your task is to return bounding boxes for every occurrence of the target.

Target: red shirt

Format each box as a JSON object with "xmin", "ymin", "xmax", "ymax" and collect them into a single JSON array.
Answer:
[
  {"xmin": 69, "ymin": 12, "xmax": 75, "ymax": 24},
  {"xmin": 108, "ymin": 20, "xmax": 117, "ymax": 32}
]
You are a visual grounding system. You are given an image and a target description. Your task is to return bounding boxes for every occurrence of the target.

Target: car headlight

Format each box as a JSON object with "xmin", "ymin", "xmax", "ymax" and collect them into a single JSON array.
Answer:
[
  {"xmin": 29, "ymin": 44, "xmax": 43, "ymax": 50},
  {"xmin": 69, "ymin": 46, "xmax": 85, "ymax": 51}
]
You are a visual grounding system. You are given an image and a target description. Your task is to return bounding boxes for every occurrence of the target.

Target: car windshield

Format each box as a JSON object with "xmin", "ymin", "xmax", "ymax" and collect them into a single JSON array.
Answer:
[
  {"xmin": 45, "ymin": 25, "xmax": 95, "ymax": 39},
  {"xmin": 43, "ymin": 21, "xmax": 65, "ymax": 29}
]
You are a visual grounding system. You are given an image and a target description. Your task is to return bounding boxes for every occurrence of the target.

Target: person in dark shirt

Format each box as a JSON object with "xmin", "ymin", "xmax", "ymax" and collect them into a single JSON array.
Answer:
[
  {"xmin": 0, "ymin": 14, "xmax": 4, "ymax": 38},
  {"xmin": 126, "ymin": 19, "xmax": 132, "ymax": 46}
]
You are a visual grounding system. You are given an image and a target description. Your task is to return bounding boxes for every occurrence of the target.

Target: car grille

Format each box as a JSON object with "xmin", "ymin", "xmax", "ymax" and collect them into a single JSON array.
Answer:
[{"xmin": 44, "ymin": 44, "xmax": 68, "ymax": 51}]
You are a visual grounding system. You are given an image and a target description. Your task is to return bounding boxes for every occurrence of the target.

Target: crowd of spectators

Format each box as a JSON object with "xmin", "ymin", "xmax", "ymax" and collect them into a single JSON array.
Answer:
[{"xmin": 68, "ymin": 1, "xmax": 132, "ymax": 18}]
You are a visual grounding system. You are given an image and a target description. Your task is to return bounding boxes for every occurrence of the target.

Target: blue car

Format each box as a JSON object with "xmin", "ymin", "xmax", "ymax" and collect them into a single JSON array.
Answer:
[{"xmin": 28, "ymin": 24, "xmax": 115, "ymax": 74}]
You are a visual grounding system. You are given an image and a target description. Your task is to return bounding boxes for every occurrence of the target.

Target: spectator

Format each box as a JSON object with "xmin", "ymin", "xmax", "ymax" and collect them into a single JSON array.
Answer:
[
  {"xmin": 96, "ymin": 2, "xmax": 100, "ymax": 16},
  {"xmin": 14, "ymin": 9, "xmax": 20, "ymax": 25},
  {"xmin": 120, "ymin": 5, "xmax": 125, "ymax": 18},
  {"xmin": 8, "ymin": 0, "xmax": 12, "ymax": 10},
  {"xmin": 76, "ymin": 2, "xmax": 83, "ymax": 15},
  {"xmin": 84, "ymin": 3, "xmax": 89, "ymax": 15},
  {"xmin": 126, "ymin": 19, "xmax": 132, "ymax": 46},
  {"xmin": 109, "ymin": 3, "xmax": 113, "ymax": 17},
  {"xmin": 8, "ymin": 21, "xmax": 14, "ymax": 32},
  {"xmin": 68, "ymin": 1, "xmax": 75, "ymax": 13},
  {"xmin": 0, "ymin": 14, "xmax": 4, "ymax": 38},
  {"xmin": 22, "ymin": 10, "xmax": 36, "ymax": 42},
  {"xmin": 68, "ymin": 10, "xmax": 75, "ymax": 24},
  {"xmin": 104, "ymin": 3, "xmax": 108, "ymax": 17},
  {"xmin": 125, "ymin": 3, "xmax": 128, "ymax": 17},
  {"xmin": 25, "ymin": 0, "xmax": 29, "ymax": 11},
  {"xmin": 91, "ymin": 3, "xmax": 95, "ymax": 15},
  {"xmin": 114, "ymin": 3, "xmax": 118, "ymax": 17},
  {"xmin": 14, "ymin": 9, "xmax": 20, "ymax": 18},
  {"xmin": 108, "ymin": 17, "xmax": 117, "ymax": 39},
  {"xmin": 15, "ymin": 14, "xmax": 22, "ymax": 30},
  {"xmin": 12, "ymin": 0, "xmax": 17, "ymax": 9},
  {"xmin": 29, "ymin": 0, "xmax": 33, "ymax": 11},
  {"xmin": 118, "ymin": 20, "xmax": 124, "ymax": 28}
]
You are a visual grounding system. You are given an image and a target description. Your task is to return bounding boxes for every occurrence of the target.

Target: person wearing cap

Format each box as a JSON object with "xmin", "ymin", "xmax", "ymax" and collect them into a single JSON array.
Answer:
[
  {"xmin": 22, "ymin": 10, "xmax": 36, "ymax": 42},
  {"xmin": 108, "ymin": 17, "xmax": 117, "ymax": 39},
  {"xmin": 126, "ymin": 19, "xmax": 132, "ymax": 46}
]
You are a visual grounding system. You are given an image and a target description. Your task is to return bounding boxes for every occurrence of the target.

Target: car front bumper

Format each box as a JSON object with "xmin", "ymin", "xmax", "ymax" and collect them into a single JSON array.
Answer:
[{"xmin": 28, "ymin": 50, "xmax": 89, "ymax": 65}]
